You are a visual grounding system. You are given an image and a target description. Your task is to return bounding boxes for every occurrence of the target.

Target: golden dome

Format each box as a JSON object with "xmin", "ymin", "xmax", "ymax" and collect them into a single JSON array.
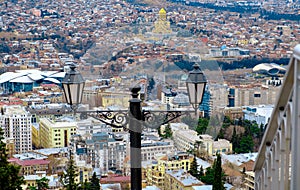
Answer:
[{"xmin": 159, "ymin": 8, "xmax": 166, "ymax": 14}]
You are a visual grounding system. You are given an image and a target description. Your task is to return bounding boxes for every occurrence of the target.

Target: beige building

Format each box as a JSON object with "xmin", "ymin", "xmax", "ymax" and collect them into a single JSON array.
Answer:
[
  {"xmin": 164, "ymin": 170, "xmax": 203, "ymax": 190},
  {"xmin": 244, "ymin": 171, "xmax": 255, "ymax": 190},
  {"xmin": 209, "ymin": 84, "xmax": 229, "ymax": 114},
  {"xmin": 233, "ymin": 86, "xmax": 280, "ymax": 107},
  {"xmin": 4, "ymin": 137, "xmax": 15, "ymax": 158},
  {"xmin": 144, "ymin": 153, "xmax": 193, "ymax": 189},
  {"xmin": 39, "ymin": 118, "xmax": 77, "ymax": 148},
  {"xmin": 223, "ymin": 107, "xmax": 244, "ymax": 121},
  {"xmin": 98, "ymin": 89, "xmax": 131, "ymax": 108},
  {"xmin": 173, "ymin": 129, "xmax": 232, "ymax": 156}
]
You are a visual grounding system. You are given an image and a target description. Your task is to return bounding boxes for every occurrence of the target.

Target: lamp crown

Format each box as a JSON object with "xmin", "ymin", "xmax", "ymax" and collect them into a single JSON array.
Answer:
[
  {"xmin": 193, "ymin": 63, "xmax": 200, "ymax": 70},
  {"xmin": 130, "ymin": 85, "xmax": 141, "ymax": 98},
  {"xmin": 69, "ymin": 63, "xmax": 76, "ymax": 71}
]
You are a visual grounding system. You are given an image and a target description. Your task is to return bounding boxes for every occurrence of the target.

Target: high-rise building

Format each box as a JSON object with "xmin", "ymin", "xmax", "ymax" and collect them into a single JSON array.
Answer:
[{"xmin": 0, "ymin": 105, "xmax": 32, "ymax": 154}]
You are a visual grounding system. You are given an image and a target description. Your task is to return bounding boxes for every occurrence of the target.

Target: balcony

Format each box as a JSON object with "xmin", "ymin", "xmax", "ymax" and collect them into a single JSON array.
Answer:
[{"xmin": 254, "ymin": 44, "xmax": 300, "ymax": 190}]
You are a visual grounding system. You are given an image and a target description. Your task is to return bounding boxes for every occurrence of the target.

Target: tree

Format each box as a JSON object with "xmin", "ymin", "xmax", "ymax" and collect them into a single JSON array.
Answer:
[
  {"xmin": 231, "ymin": 126, "xmax": 239, "ymax": 153},
  {"xmin": 196, "ymin": 117, "xmax": 209, "ymax": 135},
  {"xmin": 0, "ymin": 127, "xmax": 24, "ymax": 190},
  {"xmin": 90, "ymin": 172, "xmax": 100, "ymax": 190},
  {"xmin": 78, "ymin": 180, "xmax": 91, "ymax": 190},
  {"xmin": 36, "ymin": 177, "xmax": 49, "ymax": 190},
  {"xmin": 213, "ymin": 154, "xmax": 225, "ymax": 190},
  {"xmin": 199, "ymin": 165, "xmax": 204, "ymax": 177},
  {"xmin": 236, "ymin": 135, "xmax": 254, "ymax": 153},
  {"xmin": 60, "ymin": 151, "xmax": 78, "ymax": 190},
  {"xmin": 201, "ymin": 154, "xmax": 225, "ymax": 186},
  {"xmin": 158, "ymin": 124, "xmax": 172, "ymax": 139},
  {"xmin": 163, "ymin": 124, "xmax": 172, "ymax": 138},
  {"xmin": 189, "ymin": 156, "xmax": 199, "ymax": 179},
  {"xmin": 200, "ymin": 166, "xmax": 214, "ymax": 185}
]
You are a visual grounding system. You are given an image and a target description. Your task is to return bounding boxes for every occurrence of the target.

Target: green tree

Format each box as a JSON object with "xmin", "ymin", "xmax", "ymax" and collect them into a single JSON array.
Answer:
[
  {"xmin": 90, "ymin": 172, "xmax": 100, "ymax": 190},
  {"xmin": 0, "ymin": 127, "xmax": 24, "ymax": 190},
  {"xmin": 60, "ymin": 151, "xmax": 78, "ymax": 190},
  {"xmin": 189, "ymin": 156, "xmax": 199, "ymax": 179},
  {"xmin": 36, "ymin": 177, "xmax": 49, "ymax": 190},
  {"xmin": 201, "ymin": 155, "xmax": 225, "ymax": 186},
  {"xmin": 213, "ymin": 154, "xmax": 225, "ymax": 190},
  {"xmin": 78, "ymin": 179, "xmax": 91, "ymax": 190},
  {"xmin": 196, "ymin": 117, "xmax": 209, "ymax": 135},
  {"xmin": 238, "ymin": 135, "xmax": 254, "ymax": 153},
  {"xmin": 222, "ymin": 116, "xmax": 231, "ymax": 128},
  {"xmin": 231, "ymin": 126, "xmax": 239, "ymax": 153},
  {"xmin": 200, "ymin": 167, "xmax": 214, "ymax": 185},
  {"xmin": 199, "ymin": 165, "xmax": 204, "ymax": 177},
  {"xmin": 164, "ymin": 124, "xmax": 172, "ymax": 138},
  {"xmin": 158, "ymin": 124, "xmax": 172, "ymax": 139}
]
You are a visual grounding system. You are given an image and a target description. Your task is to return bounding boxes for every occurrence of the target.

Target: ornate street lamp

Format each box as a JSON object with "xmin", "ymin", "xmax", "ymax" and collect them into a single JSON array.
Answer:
[
  {"xmin": 186, "ymin": 63, "xmax": 207, "ymax": 113},
  {"xmin": 62, "ymin": 64, "xmax": 85, "ymax": 108},
  {"xmin": 62, "ymin": 63, "xmax": 206, "ymax": 190}
]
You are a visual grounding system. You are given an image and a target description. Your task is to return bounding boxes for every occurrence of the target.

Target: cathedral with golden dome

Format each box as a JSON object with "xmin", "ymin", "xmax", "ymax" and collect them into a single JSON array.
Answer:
[{"xmin": 152, "ymin": 8, "xmax": 172, "ymax": 34}]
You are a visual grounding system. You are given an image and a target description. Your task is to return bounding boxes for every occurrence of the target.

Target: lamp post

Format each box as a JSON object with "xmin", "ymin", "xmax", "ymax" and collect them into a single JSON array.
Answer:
[{"xmin": 62, "ymin": 63, "xmax": 206, "ymax": 190}]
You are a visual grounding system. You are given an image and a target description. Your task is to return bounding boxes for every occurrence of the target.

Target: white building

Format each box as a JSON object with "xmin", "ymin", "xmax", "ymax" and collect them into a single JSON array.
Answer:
[
  {"xmin": 70, "ymin": 132, "xmax": 127, "ymax": 176},
  {"xmin": 0, "ymin": 105, "xmax": 32, "ymax": 154},
  {"xmin": 76, "ymin": 117, "xmax": 112, "ymax": 137},
  {"xmin": 173, "ymin": 129, "xmax": 232, "ymax": 156},
  {"xmin": 141, "ymin": 140, "xmax": 174, "ymax": 161},
  {"xmin": 243, "ymin": 105, "xmax": 274, "ymax": 125}
]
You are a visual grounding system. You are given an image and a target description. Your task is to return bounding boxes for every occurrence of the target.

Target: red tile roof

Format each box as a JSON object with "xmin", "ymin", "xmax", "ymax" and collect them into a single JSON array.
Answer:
[
  {"xmin": 8, "ymin": 158, "xmax": 50, "ymax": 166},
  {"xmin": 100, "ymin": 176, "xmax": 130, "ymax": 183}
]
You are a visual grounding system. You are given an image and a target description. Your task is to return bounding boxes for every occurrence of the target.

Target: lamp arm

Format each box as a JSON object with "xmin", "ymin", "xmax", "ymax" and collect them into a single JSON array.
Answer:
[
  {"xmin": 75, "ymin": 109, "xmax": 195, "ymax": 130},
  {"xmin": 76, "ymin": 110, "xmax": 129, "ymax": 129},
  {"xmin": 142, "ymin": 110, "xmax": 194, "ymax": 129}
]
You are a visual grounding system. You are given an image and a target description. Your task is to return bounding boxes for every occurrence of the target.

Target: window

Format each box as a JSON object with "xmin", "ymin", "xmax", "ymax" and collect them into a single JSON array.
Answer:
[{"xmin": 254, "ymin": 93, "xmax": 261, "ymax": 97}]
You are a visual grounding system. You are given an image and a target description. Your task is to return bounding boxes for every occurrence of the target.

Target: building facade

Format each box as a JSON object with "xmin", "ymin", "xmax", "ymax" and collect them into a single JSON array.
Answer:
[
  {"xmin": 0, "ymin": 105, "xmax": 32, "ymax": 154},
  {"xmin": 145, "ymin": 153, "xmax": 193, "ymax": 189},
  {"xmin": 70, "ymin": 132, "xmax": 127, "ymax": 176},
  {"xmin": 173, "ymin": 129, "xmax": 232, "ymax": 156},
  {"xmin": 141, "ymin": 140, "xmax": 174, "ymax": 161},
  {"xmin": 164, "ymin": 170, "xmax": 203, "ymax": 190},
  {"xmin": 39, "ymin": 118, "xmax": 77, "ymax": 148}
]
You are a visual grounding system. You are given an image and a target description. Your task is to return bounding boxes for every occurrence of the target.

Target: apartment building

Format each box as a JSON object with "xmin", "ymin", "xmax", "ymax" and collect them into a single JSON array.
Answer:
[
  {"xmin": 145, "ymin": 153, "xmax": 193, "ymax": 189},
  {"xmin": 98, "ymin": 89, "xmax": 131, "ymax": 108},
  {"xmin": 70, "ymin": 132, "xmax": 127, "ymax": 176},
  {"xmin": 173, "ymin": 129, "xmax": 232, "ymax": 156},
  {"xmin": 39, "ymin": 118, "xmax": 77, "ymax": 148},
  {"xmin": 76, "ymin": 117, "xmax": 112, "ymax": 136},
  {"xmin": 164, "ymin": 170, "xmax": 203, "ymax": 190},
  {"xmin": 8, "ymin": 157, "xmax": 50, "ymax": 175},
  {"xmin": 141, "ymin": 140, "xmax": 174, "ymax": 161},
  {"xmin": 232, "ymin": 86, "xmax": 280, "ymax": 107},
  {"xmin": 0, "ymin": 105, "xmax": 32, "ymax": 154},
  {"xmin": 244, "ymin": 171, "xmax": 255, "ymax": 190}
]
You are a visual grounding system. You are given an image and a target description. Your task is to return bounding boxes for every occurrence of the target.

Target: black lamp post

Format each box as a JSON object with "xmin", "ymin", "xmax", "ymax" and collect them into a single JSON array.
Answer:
[
  {"xmin": 186, "ymin": 63, "xmax": 207, "ymax": 113},
  {"xmin": 62, "ymin": 63, "xmax": 206, "ymax": 190}
]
